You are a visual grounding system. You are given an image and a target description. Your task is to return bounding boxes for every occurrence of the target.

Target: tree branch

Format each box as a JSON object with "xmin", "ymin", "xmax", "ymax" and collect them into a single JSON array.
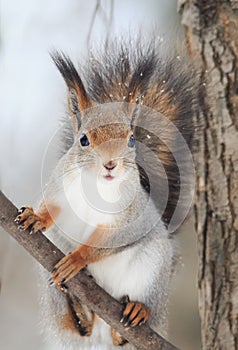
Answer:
[{"xmin": 0, "ymin": 190, "xmax": 178, "ymax": 350}]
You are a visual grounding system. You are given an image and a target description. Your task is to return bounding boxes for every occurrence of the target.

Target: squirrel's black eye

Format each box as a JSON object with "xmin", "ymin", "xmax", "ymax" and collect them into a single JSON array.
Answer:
[
  {"xmin": 128, "ymin": 135, "xmax": 135, "ymax": 148},
  {"xmin": 80, "ymin": 133, "xmax": 90, "ymax": 147}
]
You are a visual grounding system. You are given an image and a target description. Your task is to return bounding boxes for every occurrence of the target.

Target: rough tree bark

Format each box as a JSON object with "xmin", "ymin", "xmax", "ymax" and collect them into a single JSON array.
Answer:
[{"xmin": 178, "ymin": 1, "xmax": 238, "ymax": 349}]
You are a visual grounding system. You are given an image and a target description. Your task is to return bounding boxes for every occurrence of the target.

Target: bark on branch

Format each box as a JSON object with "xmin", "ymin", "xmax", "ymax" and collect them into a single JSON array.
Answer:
[{"xmin": 0, "ymin": 190, "xmax": 178, "ymax": 350}]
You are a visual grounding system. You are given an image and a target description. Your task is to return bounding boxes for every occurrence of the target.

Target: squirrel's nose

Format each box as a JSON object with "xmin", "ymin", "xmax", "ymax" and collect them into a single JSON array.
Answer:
[{"xmin": 104, "ymin": 160, "xmax": 117, "ymax": 171}]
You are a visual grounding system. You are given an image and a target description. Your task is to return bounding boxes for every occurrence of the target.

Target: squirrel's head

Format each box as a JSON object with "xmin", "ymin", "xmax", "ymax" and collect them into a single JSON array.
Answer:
[
  {"xmin": 52, "ymin": 52, "xmax": 140, "ymax": 183},
  {"xmin": 76, "ymin": 104, "xmax": 138, "ymax": 182}
]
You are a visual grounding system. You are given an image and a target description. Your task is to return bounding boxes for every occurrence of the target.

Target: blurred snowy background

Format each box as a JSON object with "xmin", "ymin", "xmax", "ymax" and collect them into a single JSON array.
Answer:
[{"xmin": 0, "ymin": 1, "xmax": 200, "ymax": 349}]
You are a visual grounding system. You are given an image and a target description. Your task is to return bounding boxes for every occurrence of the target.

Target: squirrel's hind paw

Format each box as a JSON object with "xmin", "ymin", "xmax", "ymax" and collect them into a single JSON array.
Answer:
[
  {"xmin": 120, "ymin": 298, "xmax": 151, "ymax": 328},
  {"xmin": 15, "ymin": 206, "xmax": 46, "ymax": 234},
  {"xmin": 111, "ymin": 328, "xmax": 128, "ymax": 346}
]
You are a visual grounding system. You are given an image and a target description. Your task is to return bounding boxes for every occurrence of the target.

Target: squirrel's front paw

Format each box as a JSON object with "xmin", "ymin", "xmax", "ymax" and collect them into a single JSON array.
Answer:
[
  {"xmin": 120, "ymin": 296, "xmax": 151, "ymax": 327},
  {"xmin": 15, "ymin": 206, "xmax": 46, "ymax": 234},
  {"xmin": 51, "ymin": 251, "xmax": 85, "ymax": 285}
]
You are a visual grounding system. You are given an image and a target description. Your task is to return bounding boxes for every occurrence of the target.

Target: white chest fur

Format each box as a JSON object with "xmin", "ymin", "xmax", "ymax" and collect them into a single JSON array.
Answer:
[
  {"xmin": 55, "ymin": 168, "xmax": 131, "ymax": 244},
  {"xmin": 87, "ymin": 244, "xmax": 155, "ymax": 301}
]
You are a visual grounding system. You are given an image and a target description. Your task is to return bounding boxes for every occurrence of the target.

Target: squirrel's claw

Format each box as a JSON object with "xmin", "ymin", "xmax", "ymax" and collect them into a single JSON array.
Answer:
[
  {"xmin": 15, "ymin": 206, "xmax": 46, "ymax": 234},
  {"xmin": 120, "ymin": 300, "xmax": 151, "ymax": 328},
  {"xmin": 51, "ymin": 251, "xmax": 84, "ymax": 285},
  {"xmin": 18, "ymin": 206, "xmax": 28, "ymax": 214},
  {"xmin": 49, "ymin": 278, "xmax": 68, "ymax": 295}
]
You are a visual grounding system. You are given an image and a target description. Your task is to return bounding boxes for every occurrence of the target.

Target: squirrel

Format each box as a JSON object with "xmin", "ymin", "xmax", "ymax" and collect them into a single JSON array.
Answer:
[{"xmin": 15, "ymin": 37, "xmax": 200, "ymax": 349}]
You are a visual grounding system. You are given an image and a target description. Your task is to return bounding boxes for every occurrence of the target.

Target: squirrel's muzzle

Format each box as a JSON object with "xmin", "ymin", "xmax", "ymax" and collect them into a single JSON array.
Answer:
[{"xmin": 103, "ymin": 160, "xmax": 117, "ymax": 171}]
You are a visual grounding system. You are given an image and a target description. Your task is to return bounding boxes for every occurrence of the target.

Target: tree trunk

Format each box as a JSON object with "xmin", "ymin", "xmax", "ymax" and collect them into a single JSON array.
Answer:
[{"xmin": 178, "ymin": 1, "xmax": 238, "ymax": 349}]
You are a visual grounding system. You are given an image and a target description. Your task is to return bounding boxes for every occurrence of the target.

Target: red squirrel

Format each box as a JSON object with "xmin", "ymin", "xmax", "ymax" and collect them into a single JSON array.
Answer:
[{"xmin": 15, "ymin": 37, "xmax": 200, "ymax": 349}]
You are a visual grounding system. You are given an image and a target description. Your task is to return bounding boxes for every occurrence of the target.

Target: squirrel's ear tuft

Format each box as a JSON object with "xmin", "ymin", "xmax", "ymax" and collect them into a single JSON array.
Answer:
[
  {"xmin": 51, "ymin": 51, "xmax": 92, "ymax": 135},
  {"xmin": 127, "ymin": 96, "xmax": 141, "ymax": 130}
]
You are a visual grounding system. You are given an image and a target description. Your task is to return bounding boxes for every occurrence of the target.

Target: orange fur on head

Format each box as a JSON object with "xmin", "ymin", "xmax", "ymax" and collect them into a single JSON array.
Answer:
[{"xmin": 88, "ymin": 123, "xmax": 129, "ymax": 147}]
